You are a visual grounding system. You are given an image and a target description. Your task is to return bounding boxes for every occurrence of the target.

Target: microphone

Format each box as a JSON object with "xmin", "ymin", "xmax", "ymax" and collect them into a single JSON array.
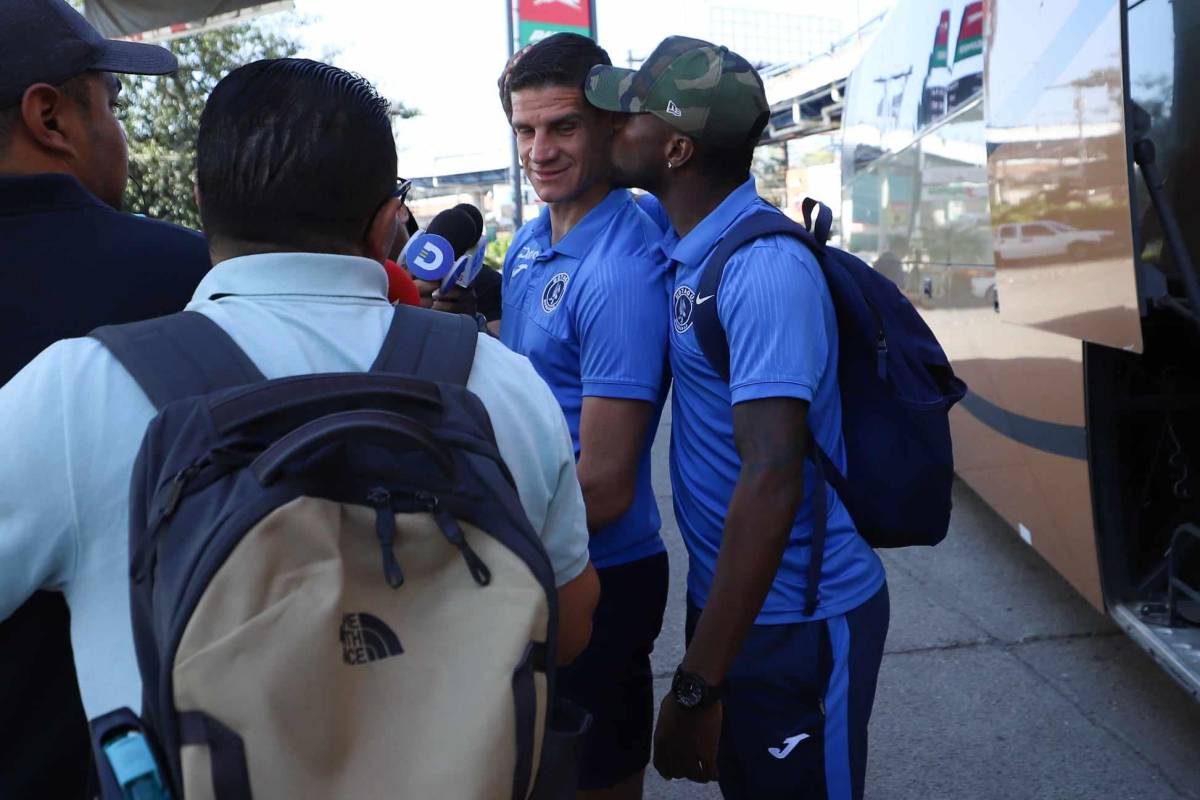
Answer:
[
  {"xmin": 402, "ymin": 206, "xmax": 477, "ymax": 280},
  {"xmin": 402, "ymin": 204, "xmax": 487, "ymax": 292},
  {"xmin": 457, "ymin": 203, "xmax": 483, "ymax": 237},
  {"xmin": 442, "ymin": 203, "xmax": 488, "ymax": 291}
]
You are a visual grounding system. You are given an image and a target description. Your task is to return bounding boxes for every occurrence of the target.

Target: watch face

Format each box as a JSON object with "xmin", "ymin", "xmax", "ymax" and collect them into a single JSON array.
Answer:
[{"xmin": 674, "ymin": 673, "xmax": 704, "ymax": 708}]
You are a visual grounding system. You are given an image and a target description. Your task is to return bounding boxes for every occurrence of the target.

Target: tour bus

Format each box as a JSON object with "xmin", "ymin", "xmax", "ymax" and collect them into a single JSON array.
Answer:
[{"xmin": 839, "ymin": 0, "xmax": 1199, "ymax": 698}]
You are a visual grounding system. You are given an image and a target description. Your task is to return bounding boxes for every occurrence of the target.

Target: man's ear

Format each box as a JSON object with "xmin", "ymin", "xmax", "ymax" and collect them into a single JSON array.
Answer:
[
  {"xmin": 365, "ymin": 196, "xmax": 405, "ymax": 265},
  {"xmin": 19, "ymin": 84, "xmax": 78, "ymax": 160},
  {"xmin": 666, "ymin": 134, "xmax": 695, "ymax": 170}
]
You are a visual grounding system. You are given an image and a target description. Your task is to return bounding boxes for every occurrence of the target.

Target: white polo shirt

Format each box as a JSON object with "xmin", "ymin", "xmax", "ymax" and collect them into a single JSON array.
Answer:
[{"xmin": 0, "ymin": 252, "xmax": 590, "ymax": 720}]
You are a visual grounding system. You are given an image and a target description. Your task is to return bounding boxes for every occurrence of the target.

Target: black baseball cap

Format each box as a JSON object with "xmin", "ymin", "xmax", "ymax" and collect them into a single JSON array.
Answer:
[{"xmin": 0, "ymin": 0, "xmax": 178, "ymax": 109}]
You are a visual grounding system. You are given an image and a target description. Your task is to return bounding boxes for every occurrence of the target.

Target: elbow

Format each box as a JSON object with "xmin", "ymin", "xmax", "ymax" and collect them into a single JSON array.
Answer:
[
  {"xmin": 558, "ymin": 613, "xmax": 594, "ymax": 666},
  {"xmin": 744, "ymin": 464, "xmax": 806, "ymax": 515},
  {"xmin": 579, "ymin": 470, "xmax": 636, "ymax": 531},
  {"xmin": 555, "ymin": 562, "xmax": 600, "ymax": 665}
]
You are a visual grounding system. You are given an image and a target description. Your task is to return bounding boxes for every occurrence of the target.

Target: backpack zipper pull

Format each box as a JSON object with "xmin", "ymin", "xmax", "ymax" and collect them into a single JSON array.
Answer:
[
  {"xmin": 368, "ymin": 488, "xmax": 405, "ymax": 589},
  {"xmin": 429, "ymin": 499, "xmax": 492, "ymax": 587},
  {"xmin": 161, "ymin": 459, "xmax": 207, "ymax": 520}
]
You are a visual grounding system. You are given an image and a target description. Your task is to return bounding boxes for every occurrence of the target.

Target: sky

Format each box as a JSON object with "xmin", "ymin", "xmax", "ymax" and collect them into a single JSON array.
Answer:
[{"xmin": 284, "ymin": 0, "xmax": 894, "ymax": 176}]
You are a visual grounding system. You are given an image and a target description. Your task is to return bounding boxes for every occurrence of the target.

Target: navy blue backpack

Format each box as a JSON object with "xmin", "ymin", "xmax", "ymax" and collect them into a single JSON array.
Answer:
[
  {"xmin": 85, "ymin": 306, "xmax": 588, "ymax": 800},
  {"xmin": 694, "ymin": 198, "xmax": 967, "ymax": 615}
]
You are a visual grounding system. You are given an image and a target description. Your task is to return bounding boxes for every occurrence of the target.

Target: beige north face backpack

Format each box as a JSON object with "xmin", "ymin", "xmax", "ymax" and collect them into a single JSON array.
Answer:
[{"xmin": 87, "ymin": 307, "xmax": 589, "ymax": 799}]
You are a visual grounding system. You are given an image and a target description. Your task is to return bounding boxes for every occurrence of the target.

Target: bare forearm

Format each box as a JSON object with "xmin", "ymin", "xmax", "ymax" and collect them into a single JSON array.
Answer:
[{"xmin": 682, "ymin": 467, "xmax": 803, "ymax": 684}]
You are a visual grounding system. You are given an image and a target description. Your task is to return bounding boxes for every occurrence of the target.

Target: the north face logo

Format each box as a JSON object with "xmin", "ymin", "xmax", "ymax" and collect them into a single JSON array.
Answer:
[
  {"xmin": 340, "ymin": 613, "xmax": 403, "ymax": 665},
  {"xmin": 666, "ymin": 100, "xmax": 683, "ymax": 117}
]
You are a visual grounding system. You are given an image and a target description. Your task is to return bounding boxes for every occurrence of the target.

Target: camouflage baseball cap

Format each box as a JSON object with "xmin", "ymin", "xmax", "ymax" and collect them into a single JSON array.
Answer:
[{"xmin": 585, "ymin": 35, "xmax": 768, "ymax": 147}]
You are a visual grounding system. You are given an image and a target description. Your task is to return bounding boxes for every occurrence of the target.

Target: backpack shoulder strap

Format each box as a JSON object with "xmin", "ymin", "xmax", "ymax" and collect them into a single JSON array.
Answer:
[
  {"xmin": 692, "ymin": 212, "xmax": 846, "ymax": 617},
  {"xmin": 801, "ymin": 197, "xmax": 834, "ymax": 246},
  {"xmin": 370, "ymin": 305, "xmax": 478, "ymax": 385},
  {"xmin": 693, "ymin": 210, "xmax": 821, "ymax": 383},
  {"xmin": 91, "ymin": 311, "xmax": 266, "ymax": 412}
]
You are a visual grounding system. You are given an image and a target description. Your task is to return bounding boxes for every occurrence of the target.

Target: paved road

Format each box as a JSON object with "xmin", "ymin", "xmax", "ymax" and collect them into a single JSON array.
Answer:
[{"xmin": 641, "ymin": 411, "xmax": 1200, "ymax": 800}]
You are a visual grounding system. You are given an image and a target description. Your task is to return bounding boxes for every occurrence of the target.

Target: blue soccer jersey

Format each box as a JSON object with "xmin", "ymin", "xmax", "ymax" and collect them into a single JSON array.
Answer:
[
  {"xmin": 634, "ymin": 192, "xmax": 672, "ymax": 234},
  {"xmin": 666, "ymin": 179, "xmax": 885, "ymax": 623},
  {"xmin": 501, "ymin": 189, "xmax": 670, "ymax": 568}
]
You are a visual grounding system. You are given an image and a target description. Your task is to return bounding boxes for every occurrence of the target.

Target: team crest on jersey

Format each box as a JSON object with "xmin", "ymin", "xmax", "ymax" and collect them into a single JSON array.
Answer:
[
  {"xmin": 673, "ymin": 286, "xmax": 696, "ymax": 333},
  {"xmin": 542, "ymin": 272, "xmax": 570, "ymax": 313}
]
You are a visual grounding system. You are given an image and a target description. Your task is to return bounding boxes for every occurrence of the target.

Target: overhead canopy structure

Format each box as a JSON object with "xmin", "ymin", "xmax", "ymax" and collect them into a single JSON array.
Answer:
[
  {"xmin": 759, "ymin": 13, "xmax": 887, "ymax": 143},
  {"xmin": 85, "ymin": 0, "xmax": 291, "ymax": 41}
]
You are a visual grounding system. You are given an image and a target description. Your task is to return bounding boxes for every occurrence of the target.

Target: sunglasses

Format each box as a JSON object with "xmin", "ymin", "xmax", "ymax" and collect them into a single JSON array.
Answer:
[
  {"xmin": 363, "ymin": 178, "xmax": 415, "ymax": 239},
  {"xmin": 394, "ymin": 178, "xmax": 413, "ymax": 205}
]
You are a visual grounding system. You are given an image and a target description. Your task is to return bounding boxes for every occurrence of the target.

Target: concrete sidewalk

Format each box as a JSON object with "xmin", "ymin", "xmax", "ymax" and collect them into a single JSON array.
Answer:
[{"xmin": 642, "ymin": 413, "xmax": 1200, "ymax": 800}]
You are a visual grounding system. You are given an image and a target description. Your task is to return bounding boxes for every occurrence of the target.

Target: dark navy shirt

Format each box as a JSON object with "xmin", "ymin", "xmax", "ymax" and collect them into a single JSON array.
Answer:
[
  {"xmin": 501, "ymin": 190, "xmax": 670, "ymax": 568},
  {"xmin": 666, "ymin": 179, "xmax": 885, "ymax": 623},
  {"xmin": 0, "ymin": 173, "xmax": 211, "ymax": 798}
]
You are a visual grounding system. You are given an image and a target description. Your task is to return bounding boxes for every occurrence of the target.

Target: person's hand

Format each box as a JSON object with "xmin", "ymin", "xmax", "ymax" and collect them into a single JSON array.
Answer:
[
  {"xmin": 413, "ymin": 279, "xmax": 478, "ymax": 316},
  {"xmin": 652, "ymin": 695, "xmax": 722, "ymax": 784},
  {"xmin": 412, "ymin": 277, "xmax": 437, "ymax": 309},
  {"xmin": 432, "ymin": 284, "xmax": 478, "ymax": 316}
]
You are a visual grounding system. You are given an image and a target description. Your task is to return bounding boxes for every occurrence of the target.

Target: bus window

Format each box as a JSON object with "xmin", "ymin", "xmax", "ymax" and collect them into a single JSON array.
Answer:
[{"xmin": 1128, "ymin": 0, "xmax": 1200, "ymax": 284}]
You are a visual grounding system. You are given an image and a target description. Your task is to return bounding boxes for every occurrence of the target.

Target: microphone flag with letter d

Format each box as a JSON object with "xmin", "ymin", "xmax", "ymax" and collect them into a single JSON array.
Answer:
[{"xmin": 406, "ymin": 232, "xmax": 456, "ymax": 282}]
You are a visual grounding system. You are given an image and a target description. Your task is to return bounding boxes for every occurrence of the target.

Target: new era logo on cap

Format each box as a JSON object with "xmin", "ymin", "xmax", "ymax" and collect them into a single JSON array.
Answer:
[{"xmin": 666, "ymin": 100, "xmax": 683, "ymax": 117}]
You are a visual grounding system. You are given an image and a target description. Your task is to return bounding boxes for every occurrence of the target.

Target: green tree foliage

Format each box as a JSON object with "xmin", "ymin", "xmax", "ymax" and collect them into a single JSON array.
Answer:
[
  {"xmin": 120, "ymin": 24, "xmax": 301, "ymax": 228},
  {"xmin": 485, "ymin": 231, "xmax": 513, "ymax": 270}
]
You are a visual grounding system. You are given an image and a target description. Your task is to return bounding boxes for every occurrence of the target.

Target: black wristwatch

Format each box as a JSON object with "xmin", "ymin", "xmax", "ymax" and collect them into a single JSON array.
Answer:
[{"xmin": 671, "ymin": 667, "xmax": 724, "ymax": 711}]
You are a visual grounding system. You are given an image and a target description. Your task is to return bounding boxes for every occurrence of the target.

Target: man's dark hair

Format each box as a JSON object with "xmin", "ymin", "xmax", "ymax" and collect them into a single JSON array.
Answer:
[
  {"xmin": 691, "ymin": 101, "xmax": 768, "ymax": 186},
  {"xmin": 0, "ymin": 75, "xmax": 92, "ymax": 156},
  {"xmin": 196, "ymin": 58, "xmax": 396, "ymax": 251},
  {"xmin": 504, "ymin": 33, "xmax": 611, "ymax": 116},
  {"xmin": 0, "ymin": 107, "xmax": 19, "ymax": 153}
]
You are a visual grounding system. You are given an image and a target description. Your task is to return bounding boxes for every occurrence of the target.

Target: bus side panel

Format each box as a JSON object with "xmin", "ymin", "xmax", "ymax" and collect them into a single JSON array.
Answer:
[
  {"xmin": 947, "ymin": 365, "xmax": 1103, "ymax": 611},
  {"xmin": 923, "ymin": 259, "xmax": 1102, "ymax": 610},
  {"xmin": 840, "ymin": 0, "xmax": 1107, "ymax": 612},
  {"xmin": 985, "ymin": 0, "xmax": 1142, "ymax": 353}
]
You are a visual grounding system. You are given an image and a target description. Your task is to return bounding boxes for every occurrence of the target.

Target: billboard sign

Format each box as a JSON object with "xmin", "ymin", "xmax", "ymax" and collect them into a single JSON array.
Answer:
[
  {"xmin": 517, "ymin": 0, "xmax": 594, "ymax": 47},
  {"xmin": 954, "ymin": 1, "xmax": 984, "ymax": 63}
]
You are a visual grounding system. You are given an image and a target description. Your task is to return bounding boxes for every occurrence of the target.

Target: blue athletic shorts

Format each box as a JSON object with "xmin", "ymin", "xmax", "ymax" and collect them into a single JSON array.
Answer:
[
  {"xmin": 685, "ymin": 583, "xmax": 889, "ymax": 800},
  {"xmin": 559, "ymin": 551, "xmax": 669, "ymax": 790}
]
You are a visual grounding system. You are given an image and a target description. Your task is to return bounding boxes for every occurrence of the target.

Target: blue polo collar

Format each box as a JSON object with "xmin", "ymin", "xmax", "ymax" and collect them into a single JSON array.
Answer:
[
  {"xmin": 535, "ymin": 189, "xmax": 631, "ymax": 260},
  {"xmin": 669, "ymin": 178, "xmax": 760, "ymax": 268},
  {"xmin": 191, "ymin": 252, "xmax": 389, "ymax": 303}
]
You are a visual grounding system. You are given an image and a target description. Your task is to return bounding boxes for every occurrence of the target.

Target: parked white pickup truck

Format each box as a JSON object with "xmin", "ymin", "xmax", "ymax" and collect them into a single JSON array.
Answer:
[{"xmin": 994, "ymin": 221, "xmax": 1114, "ymax": 263}]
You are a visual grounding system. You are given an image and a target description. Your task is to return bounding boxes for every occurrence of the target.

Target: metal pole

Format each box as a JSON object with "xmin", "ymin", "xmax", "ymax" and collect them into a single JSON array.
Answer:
[
  {"xmin": 589, "ymin": 0, "xmax": 598, "ymax": 41},
  {"xmin": 506, "ymin": 0, "xmax": 523, "ymax": 229}
]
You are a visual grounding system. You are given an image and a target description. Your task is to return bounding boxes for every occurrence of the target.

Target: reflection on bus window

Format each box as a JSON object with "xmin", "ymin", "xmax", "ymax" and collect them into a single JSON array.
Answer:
[
  {"xmin": 842, "ymin": 98, "xmax": 993, "ymax": 310},
  {"xmin": 843, "ymin": 0, "xmax": 985, "ymax": 181},
  {"xmin": 1128, "ymin": 0, "xmax": 1200, "ymax": 289}
]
